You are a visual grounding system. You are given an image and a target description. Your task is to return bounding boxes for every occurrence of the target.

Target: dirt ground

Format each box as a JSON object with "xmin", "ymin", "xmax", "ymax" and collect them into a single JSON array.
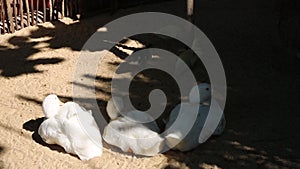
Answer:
[{"xmin": 0, "ymin": 0, "xmax": 299, "ymax": 169}]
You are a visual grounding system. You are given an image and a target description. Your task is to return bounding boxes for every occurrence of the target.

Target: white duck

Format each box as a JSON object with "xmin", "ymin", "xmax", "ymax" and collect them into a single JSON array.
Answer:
[
  {"xmin": 165, "ymin": 83, "xmax": 226, "ymax": 151},
  {"xmin": 103, "ymin": 110, "xmax": 164, "ymax": 156},
  {"xmin": 38, "ymin": 94, "xmax": 103, "ymax": 160},
  {"xmin": 189, "ymin": 83, "xmax": 211, "ymax": 105}
]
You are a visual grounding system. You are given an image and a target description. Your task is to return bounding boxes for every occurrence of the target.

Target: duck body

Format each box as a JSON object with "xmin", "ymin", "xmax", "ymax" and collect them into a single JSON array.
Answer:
[
  {"xmin": 165, "ymin": 83, "xmax": 226, "ymax": 151},
  {"xmin": 103, "ymin": 110, "xmax": 164, "ymax": 156},
  {"xmin": 165, "ymin": 103, "xmax": 225, "ymax": 151},
  {"xmin": 38, "ymin": 95, "xmax": 102, "ymax": 160}
]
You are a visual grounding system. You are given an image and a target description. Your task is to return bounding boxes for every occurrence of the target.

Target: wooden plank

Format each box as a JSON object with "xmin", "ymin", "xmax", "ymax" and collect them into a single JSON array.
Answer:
[
  {"xmin": 43, "ymin": 0, "xmax": 46, "ymax": 22},
  {"xmin": 187, "ymin": 0, "xmax": 194, "ymax": 23},
  {"xmin": 65, "ymin": 0, "xmax": 68, "ymax": 16},
  {"xmin": 187, "ymin": 0, "xmax": 194, "ymax": 18},
  {"xmin": 78, "ymin": 0, "xmax": 81, "ymax": 18},
  {"xmin": 3, "ymin": 2, "xmax": 6, "ymax": 33},
  {"xmin": 13, "ymin": 0, "xmax": 17, "ymax": 30},
  {"xmin": 36, "ymin": 0, "xmax": 39, "ymax": 24},
  {"xmin": 55, "ymin": 0, "xmax": 58, "ymax": 19},
  {"xmin": 0, "ymin": 0, "xmax": 5, "ymax": 33},
  {"xmin": 3, "ymin": 0, "xmax": 7, "ymax": 33},
  {"xmin": 53, "ymin": 0, "xmax": 56, "ymax": 19},
  {"xmin": 25, "ymin": 0, "xmax": 30, "ymax": 26},
  {"xmin": 76, "ymin": 0, "xmax": 79, "ymax": 18},
  {"xmin": 0, "ymin": 0, "xmax": 3, "ymax": 34},
  {"xmin": 30, "ymin": 0, "xmax": 34, "ymax": 25},
  {"xmin": 49, "ymin": 0, "xmax": 52, "ymax": 20},
  {"xmin": 5, "ymin": 0, "xmax": 15, "ymax": 32},
  {"xmin": 69, "ymin": 0, "xmax": 73, "ymax": 18},
  {"xmin": 19, "ymin": 0, "xmax": 24, "ymax": 28},
  {"xmin": 61, "ymin": 0, "xmax": 64, "ymax": 18},
  {"xmin": 0, "ymin": 2, "xmax": 1, "ymax": 34},
  {"xmin": 74, "ymin": 0, "xmax": 77, "ymax": 17}
]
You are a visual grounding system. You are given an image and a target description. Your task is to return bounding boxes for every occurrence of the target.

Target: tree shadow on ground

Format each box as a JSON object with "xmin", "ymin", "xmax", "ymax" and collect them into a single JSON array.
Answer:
[{"xmin": 0, "ymin": 35, "xmax": 64, "ymax": 77}]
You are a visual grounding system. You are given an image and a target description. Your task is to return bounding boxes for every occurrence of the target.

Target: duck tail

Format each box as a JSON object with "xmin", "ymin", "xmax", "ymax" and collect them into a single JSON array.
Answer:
[{"xmin": 165, "ymin": 133, "xmax": 181, "ymax": 148}]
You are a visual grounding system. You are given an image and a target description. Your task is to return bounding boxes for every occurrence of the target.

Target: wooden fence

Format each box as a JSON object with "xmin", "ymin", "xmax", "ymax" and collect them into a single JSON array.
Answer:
[
  {"xmin": 0, "ymin": 0, "xmax": 82, "ymax": 34},
  {"xmin": 0, "ymin": 0, "xmax": 181, "ymax": 35}
]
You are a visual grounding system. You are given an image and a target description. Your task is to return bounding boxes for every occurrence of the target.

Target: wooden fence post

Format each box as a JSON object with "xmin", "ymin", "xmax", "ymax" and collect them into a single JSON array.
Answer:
[
  {"xmin": 53, "ymin": 0, "xmax": 56, "ymax": 19},
  {"xmin": 36, "ymin": 0, "xmax": 39, "ymax": 23},
  {"xmin": 43, "ymin": 0, "xmax": 45, "ymax": 22},
  {"xmin": 49, "ymin": 0, "xmax": 52, "ymax": 20},
  {"xmin": 65, "ymin": 0, "xmax": 68, "ymax": 16},
  {"xmin": 13, "ymin": 0, "xmax": 17, "ymax": 30},
  {"xmin": 61, "ymin": 0, "xmax": 64, "ymax": 18},
  {"xmin": 5, "ymin": 0, "xmax": 15, "ymax": 32},
  {"xmin": 25, "ymin": 0, "xmax": 30, "ymax": 26},
  {"xmin": 0, "ymin": 0, "xmax": 2, "ymax": 34},
  {"xmin": 19, "ymin": 0, "xmax": 24, "ymax": 28},
  {"xmin": 30, "ymin": 0, "xmax": 34, "ymax": 25},
  {"xmin": 0, "ymin": 0, "xmax": 6, "ymax": 33},
  {"xmin": 187, "ymin": 0, "xmax": 194, "ymax": 22}
]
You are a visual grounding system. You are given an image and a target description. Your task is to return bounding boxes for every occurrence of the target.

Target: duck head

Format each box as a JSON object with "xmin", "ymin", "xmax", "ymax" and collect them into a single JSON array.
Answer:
[
  {"xmin": 189, "ymin": 83, "xmax": 211, "ymax": 104},
  {"xmin": 42, "ymin": 94, "xmax": 60, "ymax": 118},
  {"xmin": 106, "ymin": 96, "xmax": 124, "ymax": 120}
]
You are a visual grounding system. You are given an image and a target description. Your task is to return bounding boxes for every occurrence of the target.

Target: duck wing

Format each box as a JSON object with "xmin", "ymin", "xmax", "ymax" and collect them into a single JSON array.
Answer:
[
  {"xmin": 131, "ymin": 126, "xmax": 164, "ymax": 156},
  {"xmin": 58, "ymin": 102, "xmax": 103, "ymax": 160}
]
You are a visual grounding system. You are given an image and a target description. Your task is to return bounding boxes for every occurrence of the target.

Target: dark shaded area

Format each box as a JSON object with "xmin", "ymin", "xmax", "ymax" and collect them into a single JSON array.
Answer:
[
  {"xmin": 82, "ymin": 67, "xmax": 184, "ymax": 132},
  {"xmin": 128, "ymin": 69, "xmax": 181, "ymax": 131},
  {"xmin": 80, "ymin": 0, "xmax": 174, "ymax": 18},
  {"xmin": 112, "ymin": 33, "xmax": 210, "ymax": 82},
  {"xmin": 278, "ymin": 0, "xmax": 300, "ymax": 59},
  {"xmin": 162, "ymin": 0, "xmax": 300, "ymax": 168},
  {"xmin": 84, "ymin": 74, "xmax": 112, "ymax": 82},
  {"xmin": 0, "ymin": 145, "xmax": 4, "ymax": 168},
  {"xmin": 0, "ymin": 146, "xmax": 4, "ymax": 168}
]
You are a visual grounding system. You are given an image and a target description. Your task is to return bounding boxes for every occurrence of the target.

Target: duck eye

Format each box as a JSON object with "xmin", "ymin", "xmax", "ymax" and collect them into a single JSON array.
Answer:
[{"xmin": 206, "ymin": 88, "xmax": 209, "ymax": 91}]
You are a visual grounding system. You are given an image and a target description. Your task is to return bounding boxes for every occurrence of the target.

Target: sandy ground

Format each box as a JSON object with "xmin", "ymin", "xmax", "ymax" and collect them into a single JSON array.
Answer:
[{"xmin": 0, "ymin": 0, "xmax": 299, "ymax": 169}]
